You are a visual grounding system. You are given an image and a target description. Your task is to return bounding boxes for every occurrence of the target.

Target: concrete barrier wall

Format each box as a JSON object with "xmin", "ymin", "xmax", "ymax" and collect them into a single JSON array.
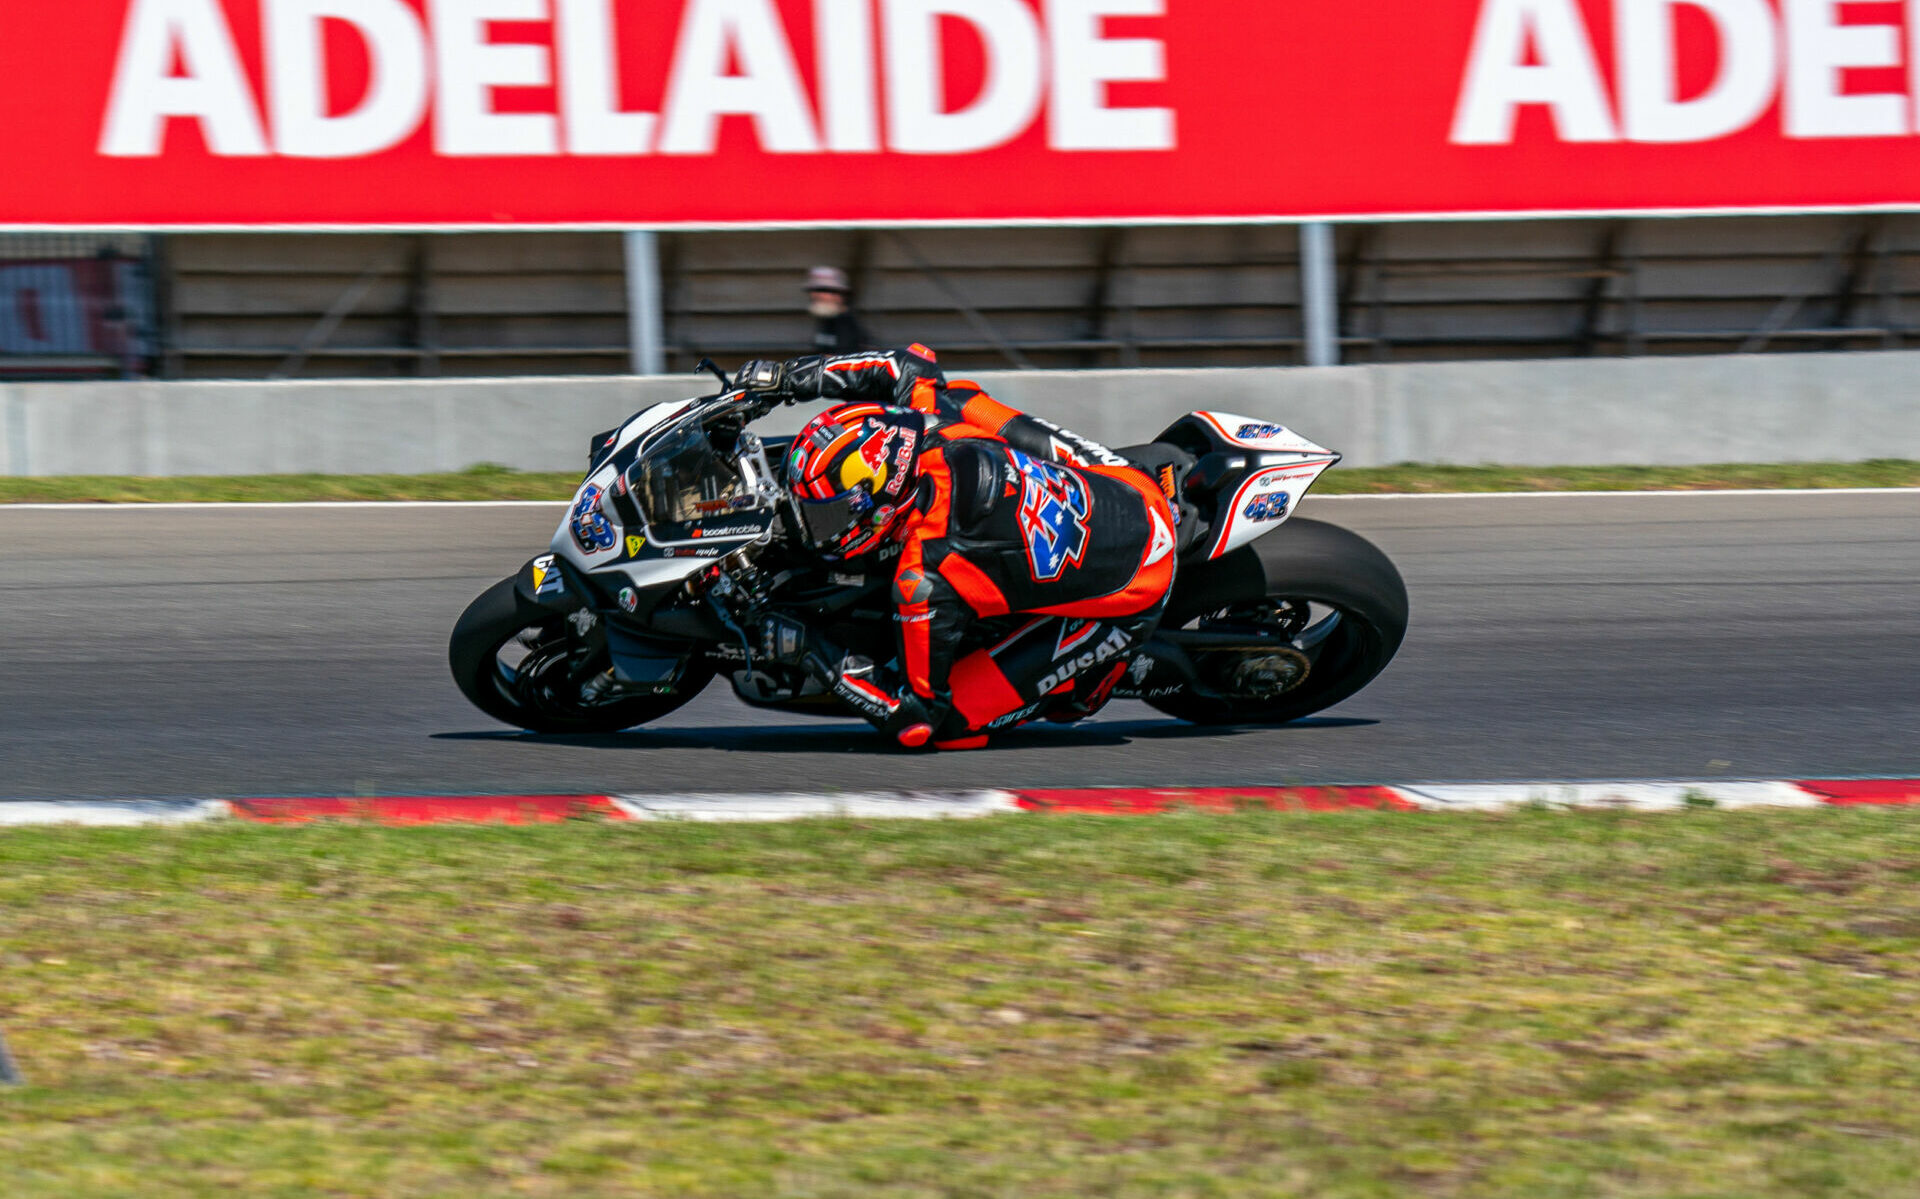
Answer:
[{"xmin": 5, "ymin": 351, "xmax": 1919, "ymax": 476}]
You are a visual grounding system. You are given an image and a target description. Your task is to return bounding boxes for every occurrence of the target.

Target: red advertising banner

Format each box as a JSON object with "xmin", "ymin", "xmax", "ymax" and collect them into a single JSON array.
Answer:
[{"xmin": 6, "ymin": 0, "xmax": 1920, "ymax": 228}]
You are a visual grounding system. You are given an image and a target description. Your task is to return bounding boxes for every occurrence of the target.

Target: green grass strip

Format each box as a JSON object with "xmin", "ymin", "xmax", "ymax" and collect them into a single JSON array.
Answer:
[
  {"xmin": 2, "ymin": 459, "xmax": 1918, "ymax": 504},
  {"xmin": 4, "ymin": 810, "xmax": 1920, "ymax": 1197}
]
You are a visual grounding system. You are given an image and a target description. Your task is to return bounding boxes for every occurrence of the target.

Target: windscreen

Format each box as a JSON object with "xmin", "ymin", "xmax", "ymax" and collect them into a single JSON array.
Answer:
[{"xmin": 629, "ymin": 424, "xmax": 748, "ymax": 526}]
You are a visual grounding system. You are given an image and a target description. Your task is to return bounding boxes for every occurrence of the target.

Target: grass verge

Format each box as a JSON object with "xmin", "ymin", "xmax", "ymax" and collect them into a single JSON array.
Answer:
[
  {"xmin": 2, "ymin": 460, "xmax": 1918, "ymax": 504},
  {"xmin": 5, "ymin": 810, "xmax": 1920, "ymax": 1197}
]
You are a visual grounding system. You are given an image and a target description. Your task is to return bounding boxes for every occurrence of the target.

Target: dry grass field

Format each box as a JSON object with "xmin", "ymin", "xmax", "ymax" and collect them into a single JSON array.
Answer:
[{"xmin": 5, "ymin": 809, "xmax": 1920, "ymax": 1196}]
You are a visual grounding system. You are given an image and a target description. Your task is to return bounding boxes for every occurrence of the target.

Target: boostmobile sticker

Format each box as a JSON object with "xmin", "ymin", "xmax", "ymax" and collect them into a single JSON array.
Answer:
[{"xmin": 10, "ymin": 2, "xmax": 1920, "ymax": 226}]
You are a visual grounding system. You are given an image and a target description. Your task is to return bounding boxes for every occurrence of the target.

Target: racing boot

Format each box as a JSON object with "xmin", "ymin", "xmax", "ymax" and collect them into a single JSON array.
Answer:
[
  {"xmin": 818, "ymin": 653, "xmax": 936, "ymax": 749},
  {"xmin": 758, "ymin": 616, "xmax": 935, "ymax": 748}
]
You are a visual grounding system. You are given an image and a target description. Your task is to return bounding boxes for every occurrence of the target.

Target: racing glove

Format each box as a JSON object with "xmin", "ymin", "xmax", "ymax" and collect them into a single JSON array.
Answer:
[{"xmin": 734, "ymin": 359, "xmax": 790, "ymax": 397}]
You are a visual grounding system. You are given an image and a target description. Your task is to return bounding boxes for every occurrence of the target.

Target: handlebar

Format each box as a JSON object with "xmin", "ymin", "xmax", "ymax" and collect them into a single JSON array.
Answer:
[{"xmin": 688, "ymin": 359, "xmax": 806, "ymax": 427}]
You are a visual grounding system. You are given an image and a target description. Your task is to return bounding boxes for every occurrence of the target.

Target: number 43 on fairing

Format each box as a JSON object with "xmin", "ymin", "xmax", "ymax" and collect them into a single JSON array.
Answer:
[{"xmin": 1243, "ymin": 490, "xmax": 1291, "ymax": 522}]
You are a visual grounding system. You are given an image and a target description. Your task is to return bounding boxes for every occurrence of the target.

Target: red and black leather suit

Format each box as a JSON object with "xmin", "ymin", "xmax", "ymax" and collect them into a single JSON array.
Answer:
[{"xmin": 780, "ymin": 347, "xmax": 1178, "ymax": 749}]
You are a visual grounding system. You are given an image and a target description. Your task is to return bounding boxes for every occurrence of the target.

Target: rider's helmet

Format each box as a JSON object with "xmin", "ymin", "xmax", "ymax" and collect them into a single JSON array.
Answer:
[{"xmin": 785, "ymin": 404, "xmax": 924, "ymax": 558}]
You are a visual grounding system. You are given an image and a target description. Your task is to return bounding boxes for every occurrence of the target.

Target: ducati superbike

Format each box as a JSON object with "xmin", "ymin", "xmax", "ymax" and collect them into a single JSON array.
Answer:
[{"xmin": 449, "ymin": 362, "xmax": 1408, "ymax": 735}]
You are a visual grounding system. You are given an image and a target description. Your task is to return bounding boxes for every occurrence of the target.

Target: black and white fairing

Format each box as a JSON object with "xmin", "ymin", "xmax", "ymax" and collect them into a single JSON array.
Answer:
[
  {"xmin": 550, "ymin": 395, "xmax": 782, "ymax": 606},
  {"xmin": 1157, "ymin": 411, "xmax": 1343, "ymax": 561}
]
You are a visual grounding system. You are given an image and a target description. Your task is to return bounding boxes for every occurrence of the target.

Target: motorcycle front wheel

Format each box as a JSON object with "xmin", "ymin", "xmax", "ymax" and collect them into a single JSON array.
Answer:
[
  {"xmin": 449, "ymin": 577, "xmax": 716, "ymax": 734},
  {"xmin": 1147, "ymin": 518, "xmax": 1408, "ymax": 726}
]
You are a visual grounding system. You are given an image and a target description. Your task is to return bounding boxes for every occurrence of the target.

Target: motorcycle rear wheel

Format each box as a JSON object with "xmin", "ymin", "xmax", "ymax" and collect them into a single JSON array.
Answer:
[
  {"xmin": 1147, "ymin": 518, "xmax": 1408, "ymax": 726},
  {"xmin": 449, "ymin": 577, "xmax": 715, "ymax": 734}
]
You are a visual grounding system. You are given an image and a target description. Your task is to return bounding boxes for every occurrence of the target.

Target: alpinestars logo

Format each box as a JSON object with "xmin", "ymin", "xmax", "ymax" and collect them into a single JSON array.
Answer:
[{"xmin": 1007, "ymin": 449, "xmax": 1091, "ymax": 582}]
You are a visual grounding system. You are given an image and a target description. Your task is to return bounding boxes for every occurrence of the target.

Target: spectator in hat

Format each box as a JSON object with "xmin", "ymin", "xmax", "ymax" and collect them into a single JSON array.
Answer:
[{"xmin": 807, "ymin": 265, "xmax": 873, "ymax": 354}]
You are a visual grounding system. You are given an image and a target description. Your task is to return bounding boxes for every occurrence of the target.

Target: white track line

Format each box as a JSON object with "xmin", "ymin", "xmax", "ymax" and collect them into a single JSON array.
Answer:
[
  {"xmin": 0, "ymin": 781, "xmax": 1907, "ymax": 826},
  {"xmin": 1394, "ymin": 781, "xmax": 1823, "ymax": 810},
  {"xmin": 0, "ymin": 800, "xmax": 232, "ymax": 826},
  {"xmin": 609, "ymin": 791, "xmax": 1023, "ymax": 822}
]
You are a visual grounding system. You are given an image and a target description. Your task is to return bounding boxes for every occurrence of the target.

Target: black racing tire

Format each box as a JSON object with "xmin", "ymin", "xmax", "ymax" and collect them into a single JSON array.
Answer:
[
  {"xmin": 449, "ymin": 576, "xmax": 715, "ymax": 734},
  {"xmin": 1147, "ymin": 518, "xmax": 1408, "ymax": 726}
]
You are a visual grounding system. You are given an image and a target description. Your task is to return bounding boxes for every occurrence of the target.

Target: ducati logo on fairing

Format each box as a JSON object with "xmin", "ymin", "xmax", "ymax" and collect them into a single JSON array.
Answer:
[{"xmin": 530, "ymin": 554, "xmax": 567, "ymax": 598}]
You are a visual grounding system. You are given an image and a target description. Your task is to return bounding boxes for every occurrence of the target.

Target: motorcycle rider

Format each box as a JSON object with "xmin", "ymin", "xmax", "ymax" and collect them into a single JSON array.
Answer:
[{"xmin": 733, "ymin": 345, "xmax": 1178, "ymax": 750}]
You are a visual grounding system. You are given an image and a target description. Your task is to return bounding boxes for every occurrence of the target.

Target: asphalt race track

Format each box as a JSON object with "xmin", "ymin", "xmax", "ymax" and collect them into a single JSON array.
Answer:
[{"xmin": 2, "ymin": 492, "xmax": 1916, "ymax": 800}]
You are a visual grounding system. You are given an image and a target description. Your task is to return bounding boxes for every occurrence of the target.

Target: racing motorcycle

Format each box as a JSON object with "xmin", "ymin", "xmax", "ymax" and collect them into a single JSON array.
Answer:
[{"xmin": 449, "ymin": 361, "xmax": 1408, "ymax": 735}]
